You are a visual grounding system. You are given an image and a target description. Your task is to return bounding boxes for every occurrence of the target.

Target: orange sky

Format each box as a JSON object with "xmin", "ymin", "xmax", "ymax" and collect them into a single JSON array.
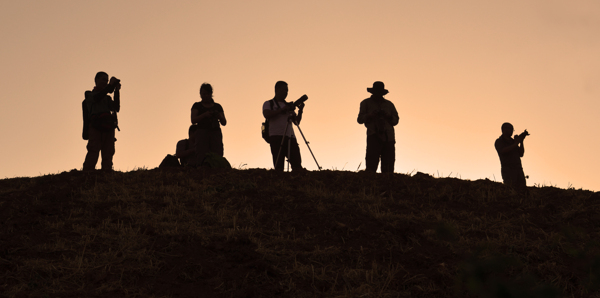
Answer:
[{"xmin": 1, "ymin": 1, "xmax": 599, "ymax": 191}]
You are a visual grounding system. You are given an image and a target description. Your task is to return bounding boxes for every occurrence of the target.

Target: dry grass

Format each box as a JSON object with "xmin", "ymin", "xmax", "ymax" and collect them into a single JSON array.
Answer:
[{"xmin": 1, "ymin": 168, "xmax": 599, "ymax": 297}]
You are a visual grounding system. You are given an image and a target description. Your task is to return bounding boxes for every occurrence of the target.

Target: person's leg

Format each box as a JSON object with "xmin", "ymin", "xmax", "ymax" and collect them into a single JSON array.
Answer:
[
  {"xmin": 365, "ymin": 134, "xmax": 383, "ymax": 172},
  {"xmin": 516, "ymin": 169, "xmax": 527, "ymax": 190},
  {"xmin": 83, "ymin": 127, "xmax": 102, "ymax": 171},
  {"xmin": 380, "ymin": 140, "xmax": 395, "ymax": 173},
  {"xmin": 501, "ymin": 168, "xmax": 520, "ymax": 188},
  {"xmin": 100, "ymin": 129, "xmax": 116, "ymax": 171},
  {"xmin": 289, "ymin": 137, "xmax": 303, "ymax": 171},
  {"xmin": 270, "ymin": 135, "xmax": 285, "ymax": 171}
]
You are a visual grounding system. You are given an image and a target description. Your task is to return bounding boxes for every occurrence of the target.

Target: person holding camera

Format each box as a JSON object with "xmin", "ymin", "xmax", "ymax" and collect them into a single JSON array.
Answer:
[
  {"xmin": 82, "ymin": 71, "xmax": 121, "ymax": 171},
  {"xmin": 262, "ymin": 81, "xmax": 305, "ymax": 172},
  {"xmin": 495, "ymin": 122, "xmax": 529, "ymax": 190},
  {"xmin": 191, "ymin": 83, "xmax": 227, "ymax": 165},
  {"xmin": 357, "ymin": 81, "xmax": 399, "ymax": 173}
]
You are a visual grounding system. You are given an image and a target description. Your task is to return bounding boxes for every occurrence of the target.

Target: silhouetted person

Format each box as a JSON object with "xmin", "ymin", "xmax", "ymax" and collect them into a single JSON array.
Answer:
[
  {"xmin": 495, "ymin": 122, "xmax": 529, "ymax": 190},
  {"xmin": 357, "ymin": 81, "xmax": 399, "ymax": 173},
  {"xmin": 176, "ymin": 124, "xmax": 199, "ymax": 166},
  {"xmin": 263, "ymin": 81, "xmax": 305, "ymax": 172},
  {"xmin": 191, "ymin": 83, "xmax": 226, "ymax": 165},
  {"xmin": 82, "ymin": 71, "xmax": 121, "ymax": 171}
]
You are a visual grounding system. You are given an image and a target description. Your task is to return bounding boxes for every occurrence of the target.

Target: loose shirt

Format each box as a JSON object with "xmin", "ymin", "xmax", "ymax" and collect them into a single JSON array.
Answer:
[
  {"xmin": 263, "ymin": 99, "xmax": 295, "ymax": 138},
  {"xmin": 357, "ymin": 96, "xmax": 399, "ymax": 142}
]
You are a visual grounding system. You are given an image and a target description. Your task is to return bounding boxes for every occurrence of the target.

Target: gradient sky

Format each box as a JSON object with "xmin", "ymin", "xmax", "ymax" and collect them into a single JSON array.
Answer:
[{"xmin": 1, "ymin": 0, "xmax": 599, "ymax": 191}]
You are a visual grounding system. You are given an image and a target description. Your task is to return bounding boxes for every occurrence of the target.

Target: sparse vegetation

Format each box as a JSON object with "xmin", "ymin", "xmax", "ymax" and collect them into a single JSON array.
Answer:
[{"xmin": 1, "ymin": 168, "xmax": 599, "ymax": 297}]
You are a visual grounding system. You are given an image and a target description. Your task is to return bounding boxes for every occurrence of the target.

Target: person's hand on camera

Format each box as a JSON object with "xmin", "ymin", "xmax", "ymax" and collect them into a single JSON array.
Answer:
[
  {"xmin": 297, "ymin": 102, "xmax": 305, "ymax": 112},
  {"xmin": 109, "ymin": 77, "xmax": 120, "ymax": 86},
  {"xmin": 281, "ymin": 103, "xmax": 295, "ymax": 113}
]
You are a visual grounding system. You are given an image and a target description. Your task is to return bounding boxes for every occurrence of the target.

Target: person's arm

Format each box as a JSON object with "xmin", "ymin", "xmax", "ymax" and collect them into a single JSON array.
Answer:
[
  {"xmin": 294, "ymin": 103, "xmax": 304, "ymax": 124},
  {"xmin": 92, "ymin": 86, "xmax": 111, "ymax": 102},
  {"xmin": 387, "ymin": 103, "xmax": 399, "ymax": 126},
  {"xmin": 263, "ymin": 101, "xmax": 292, "ymax": 119},
  {"xmin": 496, "ymin": 137, "xmax": 522, "ymax": 154},
  {"xmin": 93, "ymin": 78, "xmax": 119, "ymax": 102},
  {"xmin": 263, "ymin": 108, "xmax": 285, "ymax": 119},
  {"xmin": 217, "ymin": 105, "xmax": 227, "ymax": 126},
  {"xmin": 112, "ymin": 84, "xmax": 120, "ymax": 112},
  {"xmin": 191, "ymin": 108, "xmax": 213, "ymax": 124},
  {"xmin": 175, "ymin": 140, "xmax": 195, "ymax": 159},
  {"xmin": 357, "ymin": 101, "xmax": 372, "ymax": 124},
  {"xmin": 519, "ymin": 139, "xmax": 525, "ymax": 157}
]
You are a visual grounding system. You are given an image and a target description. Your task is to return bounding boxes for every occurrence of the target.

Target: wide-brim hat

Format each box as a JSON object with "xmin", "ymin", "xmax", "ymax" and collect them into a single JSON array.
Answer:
[{"xmin": 367, "ymin": 81, "xmax": 389, "ymax": 95}]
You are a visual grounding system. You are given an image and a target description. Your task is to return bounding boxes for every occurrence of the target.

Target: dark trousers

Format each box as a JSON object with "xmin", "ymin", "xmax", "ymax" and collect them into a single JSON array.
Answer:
[
  {"xmin": 501, "ymin": 167, "xmax": 526, "ymax": 190},
  {"xmin": 365, "ymin": 134, "xmax": 395, "ymax": 173},
  {"xmin": 269, "ymin": 136, "xmax": 302, "ymax": 171},
  {"xmin": 83, "ymin": 126, "xmax": 115, "ymax": 171},
  {"xmin": 194, "ymin": 128, "xmax": 224, "ymax": 166}
]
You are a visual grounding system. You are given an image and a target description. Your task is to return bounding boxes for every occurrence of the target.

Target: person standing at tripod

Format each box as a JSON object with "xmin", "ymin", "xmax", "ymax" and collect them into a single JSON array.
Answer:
[
  {"xmin": 263, "ymin": 81, "xmax": 305, "ymax": 172},
  {"xmin": 357, "ymin": 81, "xmax": 399, "ymax": 173}
]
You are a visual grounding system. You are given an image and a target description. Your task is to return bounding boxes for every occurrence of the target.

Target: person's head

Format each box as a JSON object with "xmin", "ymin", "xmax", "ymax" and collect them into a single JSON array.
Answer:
[
  {"xmin": 367, "ymin": 81, "xmax": 389, "ymax": 97},
  {"xmin": 188, "ymin": 124, "xmax": 199, "ymax": 140},
  {"xmin": 95, "ymin": 71, "xmax": 109, "ymax": 89},
  {"xmin": 501, "ymin": 122, "xmax": 514, "ymax": 137},
  {"xmin": 199, "ymin": 83, "xmax": 213, "ymax": 101},
  {"xmin": 274, "ymin": 81, "xmax": 288, "ymax": 101}
]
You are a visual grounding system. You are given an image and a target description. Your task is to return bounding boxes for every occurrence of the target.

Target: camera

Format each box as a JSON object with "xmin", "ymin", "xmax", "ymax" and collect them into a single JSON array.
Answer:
[
  {"xmin": 515, "ymin": 129, "xmax": 530, "ymax": 140},
  {"xmin": 293, "ymin": 94, "xmax": 308, "ymax": 107}
]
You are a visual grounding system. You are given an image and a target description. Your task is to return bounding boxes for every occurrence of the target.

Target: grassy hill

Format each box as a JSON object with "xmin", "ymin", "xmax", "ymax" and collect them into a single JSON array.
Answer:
[{"xmin": 1, "ymin": 168, "xmax": 599, "ymax": 297}]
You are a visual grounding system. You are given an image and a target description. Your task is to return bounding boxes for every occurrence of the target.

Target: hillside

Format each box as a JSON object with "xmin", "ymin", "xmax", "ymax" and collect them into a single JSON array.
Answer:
[{"xmin": 1, "ymin": 168, "xmax": 599, "ymax": 297}]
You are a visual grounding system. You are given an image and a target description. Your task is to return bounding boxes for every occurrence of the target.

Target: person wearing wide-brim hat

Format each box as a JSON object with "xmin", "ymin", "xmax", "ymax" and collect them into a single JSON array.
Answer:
[{"xmin": 357, "ymin": 81, "xmax": 399, "ymax": 173}]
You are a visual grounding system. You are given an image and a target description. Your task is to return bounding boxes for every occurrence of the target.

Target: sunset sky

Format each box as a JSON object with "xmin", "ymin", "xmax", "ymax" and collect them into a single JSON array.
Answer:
[{"xmin": 1, "ymin": 1, "xmax": 599, "ymax": 191}]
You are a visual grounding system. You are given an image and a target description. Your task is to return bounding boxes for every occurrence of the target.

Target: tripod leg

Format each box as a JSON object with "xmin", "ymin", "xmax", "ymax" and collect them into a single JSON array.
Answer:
[
  {"xmin": 287, "ymin": 136, "xmax": 291, "ymax": 172},
  {"xmin": 274, "ymin": 120, "xmax": 291, "ymax": 171},
  {"xmin": 293, "ymin": 122, "xmax": 322, "ymax": 170}
]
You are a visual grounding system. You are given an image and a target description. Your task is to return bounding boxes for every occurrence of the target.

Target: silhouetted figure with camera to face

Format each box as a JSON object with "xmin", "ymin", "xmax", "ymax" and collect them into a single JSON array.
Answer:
[
  {"xmin": 82, "ymin": 71, "xmax": 121, "ymax": 171},
  {"xmin": 495, "ymin": 122, "xmax": 529, "ymax": 190},
  {"xmin": 191, "ymin": 83, "xmax": 227, "ymax": 166},
  {"xmin": 263, "ymin": 81, "xmax": 306, "ymax": 172},
  {"xmin": 357, "ymin": 81, "xmax": 399, "ymax": 173}
]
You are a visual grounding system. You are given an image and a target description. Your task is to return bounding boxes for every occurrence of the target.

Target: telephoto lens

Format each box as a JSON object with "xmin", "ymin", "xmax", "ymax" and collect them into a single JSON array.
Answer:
[{"xmin": 294, "ymin": 95, "xmax": 308, "ymax": 107}]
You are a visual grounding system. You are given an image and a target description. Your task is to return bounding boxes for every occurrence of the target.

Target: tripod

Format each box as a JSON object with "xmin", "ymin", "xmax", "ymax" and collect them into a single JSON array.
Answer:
[{"xmin": 274, "ymin": 114, "xmax": 322, "ymax": 171}]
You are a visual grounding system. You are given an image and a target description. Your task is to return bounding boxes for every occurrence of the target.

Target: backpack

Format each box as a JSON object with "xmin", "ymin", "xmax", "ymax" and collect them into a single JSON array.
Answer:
[
  {"xmin": 202, "ymin": 152, "xmax": 232, "ymax": 169},
  {"xmin": 159, "ymin": 154, "xmax": 182, "ymax": 168},
  {"xmin": 91, "ymin": 112, "xmax": 118, "ymax": 132},
  {"xmin": 261, "ymin": 100, "xmax": 279, "ymax": 143},
  {"xmin": 82, "ymin": 90, "xmax": 119, "ymax": 137},
  {"xmin": 82, "ymin": 94, "xmax": 90, "ymax": 140}
]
